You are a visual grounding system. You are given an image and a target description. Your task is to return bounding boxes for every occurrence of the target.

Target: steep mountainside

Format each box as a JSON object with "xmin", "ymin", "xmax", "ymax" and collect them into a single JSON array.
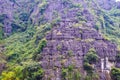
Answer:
[
  {"xmin": 0, "ymin": 0, "xmax": 120, "ymax": 80},
  {"xmin": 41, "ymin": 20, "xmax": 118, "ymax": 80}
]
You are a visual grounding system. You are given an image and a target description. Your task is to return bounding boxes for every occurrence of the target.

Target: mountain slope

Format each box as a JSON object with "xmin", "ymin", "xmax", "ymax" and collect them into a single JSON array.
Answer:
[
  {"xmin": 40, "ymin": 20, "xmax": 118, "ymax": 80},
  {"xmin": 0, "ymin": 0, "xmax": 120, "ymax": 80}
]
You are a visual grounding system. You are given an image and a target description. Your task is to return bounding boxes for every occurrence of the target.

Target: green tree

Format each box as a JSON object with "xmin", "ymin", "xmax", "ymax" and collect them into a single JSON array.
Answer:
[
  {"xmin": 23, "ymin": 63, "xmax": 44, "ymax": 80},
  {"xmin": 1, "ymin": 71, "xmax": 20, "ymax": 80}
]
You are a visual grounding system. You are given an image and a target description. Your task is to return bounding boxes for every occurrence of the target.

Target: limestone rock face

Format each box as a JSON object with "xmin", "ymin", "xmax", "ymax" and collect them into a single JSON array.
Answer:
[
  {"xmin": 0, "ymin": 0, "xmax": 13, "ymax": 36},
  {"xmin": 116, "ymin": 2, "xmax": 120, "ymax": 9},
  {"xmin": 0, "ymin": 0, "xmax": 119, "ymax": 36},
  {"xmin": 97, "ymin": 0, "xmax": 116, "ymax": 10},
  {"xmin": 40, "ymin": 21, "xmax": 118, "ymax": 80}
]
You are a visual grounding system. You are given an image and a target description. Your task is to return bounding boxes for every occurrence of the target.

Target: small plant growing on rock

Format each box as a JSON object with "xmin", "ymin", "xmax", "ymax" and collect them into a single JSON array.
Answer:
[
  {"xmin": 83, "ymin": 62, "xmax": 94, "ymax": 74},
  {"xmin": 61, "ymin": 65, "xmax": 81, "ymax": 80},
  {"xmin": 57, "ymin": 45, "xmax": 62, "ymax": 51},
  {"xmin": 61, "ymin": 68, "xmax": 68, "ymax": 80},
  {"xmin": 68, "ymin": 50, "xmax": 73, "ymax": 57},
  {"xmin": 111, "ymin": 68, "xmax": 120, "ymax": 80}
]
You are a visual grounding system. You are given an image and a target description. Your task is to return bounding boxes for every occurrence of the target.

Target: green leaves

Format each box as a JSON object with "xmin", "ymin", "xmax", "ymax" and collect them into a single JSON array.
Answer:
[
  {"xmin": 83, "ymin": 49, "xmax": 98, "ymax": 77},
  {"xmin": 0, "ymin": 24, "xmax": 4, "ymax": 40},
  {"xmin": 1, "ymin": 62, "xmax": 44, "ymax": 80},
  {"xmin": 2, "ymin": 66, "xmax": 25, "ymax": 80},
  {"xmin": 111, "ymin": 68, "xmax": 120, "ymax": 80},
  {"xmin": 83, "ymin": 62, "xmax": 93, "ymax": 74},
  {"xmin": 23, "ymin": 62, "xmax": 44, "ymax": 80},
  {"xmin": 84, "ymin": 49, "xmax": 98, "ymax": 64},
  {"xmin": 1, "ymin": 70, "xmax": 21, "ymax": 80},
  {"xmin": 84, "ymin": 52, "xmax": 98, "ymax": 64},
  {"xmin": 61, "ymin": 65, "xmax": 81, "ymax": 80},
  {"xmin": 35, "ymin": 39, "xmax": 47, "ymax": 54}
]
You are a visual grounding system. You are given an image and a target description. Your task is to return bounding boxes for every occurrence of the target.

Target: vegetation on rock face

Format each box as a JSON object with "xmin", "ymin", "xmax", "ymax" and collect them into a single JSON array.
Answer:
[
  {"xmin": 0, "ymin": 14, "xmax": 7, "ymax": 24},
  {"xmin": 111, "ymin": 68, "xmax": 120, "ymax": 80},
  {"xmin": 33, "ymin": 38, "xmax": 47, "ymax": 60},
  {"xmin": 57, "ymin": 45, "xmax": 62, "ymax": 51},
  {"xmin": 83, "ymin": 49, "xmax": 99, "ymax": 79},
  {"xmin": 0, "ymin": 0, "xmax": 120, "ymax": 80},
  {"xmin": 0, "ymin": 14, "xmax": 6, "ymax": 39},
  {"xmin": 35, "ymin": 39, "xmax": 47, "ymax": 54},
  {"xmin": 1, "ymin": 62, "xmax": 44, "ymax": 80},
  {"xmin": 84, "ymin": 49, "xmax": 98, "ymax": 64},
  {"xmin": 0, "ymin": 23, "xmax": 51, "ymax": 79},
  {"xmin": 84, "ymin": 74, "xmax": 99, "ymax": 80},
  {"xmin": 83, "ymin": 62, "xmax": 94, "ymax": 74},
  {"xmin": 68, "ymin": 50, "xmax": 73, "ymax": 57},
  {"xmin": 61, "ymin": 65, "xmax": 81, "ymax": 80},
  {"xmin": 0, "ymin": 24, "xmax": 4, "ymax": 40}
]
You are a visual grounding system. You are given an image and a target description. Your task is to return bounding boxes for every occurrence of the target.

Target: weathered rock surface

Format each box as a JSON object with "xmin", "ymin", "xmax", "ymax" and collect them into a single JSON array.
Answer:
[
  {"xmin": 0, "ymin": 0, "xmax": 120, "ymax": 79},
  {"xmin": 40, "ymin": 20, "xmax": 118, "ymax": 80},
  {"xmin": 0, "ymin": 0, "xmax": 119, "ymax": 36}
]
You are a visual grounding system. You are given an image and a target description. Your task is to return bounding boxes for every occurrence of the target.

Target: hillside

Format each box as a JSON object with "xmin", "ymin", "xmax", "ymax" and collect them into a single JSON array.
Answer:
[{"xmin": 0, "ymin": 0, "xmax": 120, "ymax": 80}]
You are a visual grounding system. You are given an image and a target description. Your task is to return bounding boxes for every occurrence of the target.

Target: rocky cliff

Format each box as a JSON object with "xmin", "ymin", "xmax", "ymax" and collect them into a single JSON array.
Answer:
[
  {"xmin": 0, "ymin": 0, "xmax": 120, "ymax": 36},
  {"xmin": 40, "ymin": 20, "xmax": 118, "ymax": 80},
  {"xmin": 0, "ymin": 0, "xmax": 120, "ymax": 80}
]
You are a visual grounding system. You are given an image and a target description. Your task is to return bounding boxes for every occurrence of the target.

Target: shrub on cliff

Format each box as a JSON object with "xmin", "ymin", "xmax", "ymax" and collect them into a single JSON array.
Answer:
[
  {"xmin": 33, "ymin": 39, "xmax": 47, "ymax": 60},
  {"xmin": 35, "ymin": 39, "xmax": 47, "ymax": 54},
  {"xmin": 83, "ymin": 49, "xmax": 99, "ymax": 79},
  {"xmin": 83, "ymin": 62, "xmax": 94, "ymax": 74},
  {"xmin": 61, "ymin": 65, "xmax": 81, "ymax": 80},
  {"xmin": 23, "ymin": 63, "xmax": 44, "ymax": 80},
  {"xmin": 0, "ymin": 24, "xmax": 4, "ymax": 40},
  {"xmin": 84, "ymin": 49, "xmax": 98, "ymax": 64},
  {"xmin": 111, "ymin": 68, "xmax": 120, "ymax": 80}
]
